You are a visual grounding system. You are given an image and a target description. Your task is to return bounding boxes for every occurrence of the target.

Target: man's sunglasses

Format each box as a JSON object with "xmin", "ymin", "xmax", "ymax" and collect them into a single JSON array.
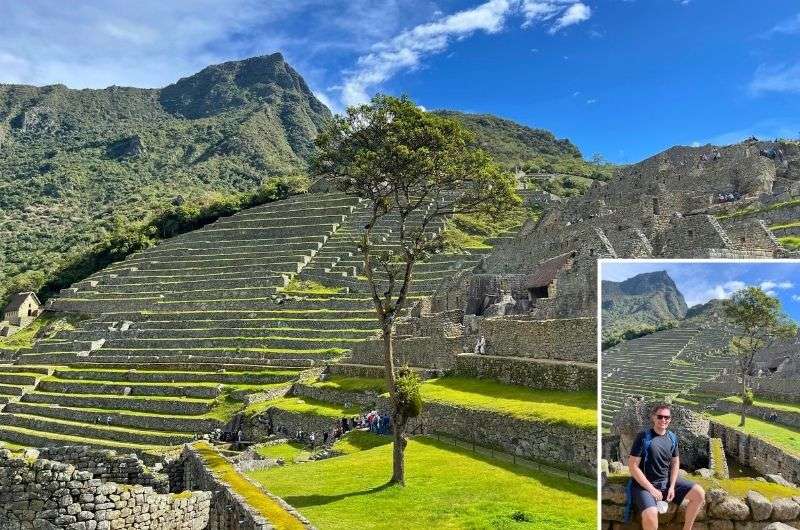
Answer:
[{"xmin": 656, "ymin": 414, "xmax": 671, "ymax": 420}]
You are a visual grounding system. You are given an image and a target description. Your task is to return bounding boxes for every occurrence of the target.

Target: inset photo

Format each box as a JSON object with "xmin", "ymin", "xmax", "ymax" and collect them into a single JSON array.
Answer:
[{"xmin": 600, "ymin": 260, "xmax": 800, "ymax": 530}]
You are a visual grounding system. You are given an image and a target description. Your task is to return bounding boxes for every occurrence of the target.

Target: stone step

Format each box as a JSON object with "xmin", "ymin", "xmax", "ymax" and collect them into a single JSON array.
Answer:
[
  {"xmin": 17, "ymin": 353, "xmax": 316, "ymax": 368},
  {"xmin": 94, "ymin": 335, "xmax": 363, "ymax": 351},
  {"xmin": 88, "ymin": 316, "xmax": 379, "ymax": 332},
  {"xmin": 0, "ymin": 413, "xmax": 195, "ymax": 446},
  {"xmin": 85, "ymin": 276, "xmax": 289, "ymax": 294},
  {"xmin": 59, "ymin": 327, "xmax": 377, "ymax": 341},
  {"xmin": 4, "ymin": 402, "xmax": 224, "ymax": 434},
  {"xmin": 0, "ymin": 425, "xmax": 164, "ymax": 453},
  {"xmin": 52, "ymin": 368, "xmax": 297, "ymax": 385},
  {"xmin": 36, "ymin": 379, "xmax": 222, "ymax": 399},
  {"xmin": 20, "ymin": 391, "xmax": 213, "ymax": 415}
]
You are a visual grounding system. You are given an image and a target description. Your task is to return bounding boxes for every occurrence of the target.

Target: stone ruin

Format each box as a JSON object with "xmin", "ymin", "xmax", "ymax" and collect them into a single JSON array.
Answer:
[{"xmin": 0, "ymin": 443, "xmax": 314, "ymax": 530}]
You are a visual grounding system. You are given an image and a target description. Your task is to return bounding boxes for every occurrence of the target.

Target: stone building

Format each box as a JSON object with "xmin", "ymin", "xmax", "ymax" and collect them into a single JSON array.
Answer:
[{"xmin": 0, "ymin": 291, "xmax": 42, "ymax": 337}]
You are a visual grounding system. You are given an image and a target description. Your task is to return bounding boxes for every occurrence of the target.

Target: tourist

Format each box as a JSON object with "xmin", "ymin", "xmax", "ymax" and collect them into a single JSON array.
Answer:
[
  {"xmin": 309, "ymin": 432, "xmax": 316, "ymax": 449},
  {"xmin": 474, "ymin": 335, "xmax": 486, "ymax": 354},
  {"xmin": 626, "ymin": 403, "xmax": 705, "ymax": 530}
]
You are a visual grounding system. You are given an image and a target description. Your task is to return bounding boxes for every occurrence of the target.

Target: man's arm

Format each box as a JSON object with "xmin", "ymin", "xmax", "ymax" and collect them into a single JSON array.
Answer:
[
  {"xmin": 629, "ymin": 455, "xmax": 663, "ymax": 502},
  {"xmin": 667, "ymin": 455, "xmax": 679, "ymax": 502}
]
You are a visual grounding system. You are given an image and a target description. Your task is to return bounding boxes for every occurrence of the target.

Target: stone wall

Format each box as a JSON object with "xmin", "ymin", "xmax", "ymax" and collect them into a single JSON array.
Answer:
[
  {"xmin": 469, "ymin": 315, "xmax": 596, "ymax": 362},
  {"xmin": 697, "ymin": 374, "xmax": 800, "ymax": 404},
  {"xmin": 249, "ymin": 407, "xmax": 346, "ymax": 441},
  {"xmin": 38, "ymin": 446, "xmax": 170, "ymax": 494},
  {"xmin": 602, "ymin": 480, "xmax": 800, "ymax": 529},
  {"xmin": 282, "ymin": 384, "xmax": 596, "ymax": 476},
  {"xmin": 181, "ymin": 445, "xmax": 314, "ymax": 530},
  {"xmin": 713, "ymin": 400, "xmax": 800, "ymax": 430},
  {"xmin": 711, "ymin": 421, "xmax": 800, "ymax": 485},
  {"xmin": 453, "ymin": 353, "xmax": 596, "ymax": 391},
  {"xmin": 0, "ymin": 448, "xmax": 210, "ymax": 530}
]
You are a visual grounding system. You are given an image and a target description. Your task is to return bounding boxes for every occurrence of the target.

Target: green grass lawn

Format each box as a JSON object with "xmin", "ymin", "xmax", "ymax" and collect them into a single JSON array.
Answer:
[
  {"xmin": 421, "ymin": 377, "xmax": 596, "ymax": 429},
  {"xmin": 721, "ymin": 395, "xmax": 800, "ymax": 414},
  {"xmin": 331, "ymin": 430, "xmax": 391, "ymax": 455},
  {"xmin": 0, "ymin": 314, "xmax": 80, "ymax": 351},
  {"xmin": 245, "ymin": 396, "xmax": 362, "ymax": 418},
  {"xmin": 311, "ymin": 375, "xmax": 596, "ymax": 429},
  {"xmin": 710, "ymin": 413, "xmax": 800, "ymax": 456},
  {"xmin": 249, "ymin": 436, "xmax": 596, "ymax": 530},
  {"xmin": 255, "ymin": 441, "xmax": 312, "ymax": 463}
]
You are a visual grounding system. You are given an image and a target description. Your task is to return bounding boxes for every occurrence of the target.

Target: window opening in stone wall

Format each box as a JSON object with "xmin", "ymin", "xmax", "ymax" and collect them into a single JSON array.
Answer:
[{"xmin": 528, "ymin": 286, "xmax": 549, "ymax": 300}]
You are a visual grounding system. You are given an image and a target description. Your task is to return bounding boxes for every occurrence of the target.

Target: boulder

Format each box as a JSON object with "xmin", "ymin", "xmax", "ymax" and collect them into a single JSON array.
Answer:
[
  {"xmin": 746, "ymin": 490, "xmax": 773, "ymax": 521},
  {"xmin": 709, "ymin": 494, "xmax": 750, "ymax": 520},
  {"xmin": 771, "ymin": 498, "xmax": 800, "ymax": 522}
]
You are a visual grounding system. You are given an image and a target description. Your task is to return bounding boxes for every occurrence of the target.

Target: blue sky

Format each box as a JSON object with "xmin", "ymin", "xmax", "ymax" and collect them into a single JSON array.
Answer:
[
  {"xmin": 601, "ymin": 260, "xmax": 800, "ymax": 323},
  {"xmin": 1, "ymin": 1, "xmax": 798, "ymax": 163}
]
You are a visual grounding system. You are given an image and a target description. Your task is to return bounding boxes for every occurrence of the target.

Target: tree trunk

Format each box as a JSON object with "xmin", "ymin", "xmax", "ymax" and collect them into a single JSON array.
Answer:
[
  {"xmin": 739, "ymin": 375, "xmax": 747, "ymax": 427},
  {"xmin": 381, "ymin": 325, "xmax": 405, "ymax": 485}
]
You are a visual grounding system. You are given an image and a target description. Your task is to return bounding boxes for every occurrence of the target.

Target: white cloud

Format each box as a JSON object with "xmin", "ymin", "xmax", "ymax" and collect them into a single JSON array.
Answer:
[
  {"xmin": 696, "ymin": 119, "xmax": 800, "ymax": 147},
  {"xmin": 548, "ymin": 3, "xmax": 591, "ymax": 34},
  {"xmin": 750, "ymin": 62, "xmax": 800, "ymax": 95},
  {"xmin": 586, "ymin": 98, "xmax": 597, "ymax": 104},
  {"xmin": 792, "ymin": 294, "xmax": 800, "ymax": 302},
  {"xmin": 767, "ymin": 13, "xmax": 800, "ymax": 36},
  {"xmin": 340, "ymin": 0, "xmax": 591, "ymax": 106},
  {"xmin": 760, "ymin": 280, "xmax": 793, "ymax": 291},
  {"xmin": 340, "ymin": 0, "xmax": 515, "ymax": 106}
]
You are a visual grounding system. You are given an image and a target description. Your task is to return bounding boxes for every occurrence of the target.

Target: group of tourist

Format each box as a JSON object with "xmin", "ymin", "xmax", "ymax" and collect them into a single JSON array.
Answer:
[{"xmin": 715, "ymin": 192, "xmax": 740, "ymax": 203}]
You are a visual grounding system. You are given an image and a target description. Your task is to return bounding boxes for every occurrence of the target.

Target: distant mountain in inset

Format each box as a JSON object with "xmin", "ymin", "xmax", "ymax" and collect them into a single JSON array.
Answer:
[{"xmin": 602, "ymin": 271, "xmax": 688, "ymax": 339}]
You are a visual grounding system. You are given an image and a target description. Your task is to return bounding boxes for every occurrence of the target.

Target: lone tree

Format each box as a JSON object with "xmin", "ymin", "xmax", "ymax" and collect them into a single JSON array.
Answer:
[
  {"xmin": 314, "ymin": 95, "xmax": 519, "ymax": 485},
  {"xmin": 723, "ymin": 287, "xmax": 797, "ymax": 427}
]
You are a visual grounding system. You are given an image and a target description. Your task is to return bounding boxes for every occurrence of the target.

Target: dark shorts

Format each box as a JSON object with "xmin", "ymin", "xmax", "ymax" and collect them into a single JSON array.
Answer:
[{"xmin": 633, "ymin": 477, "xmax": 696, "ymax": 513}]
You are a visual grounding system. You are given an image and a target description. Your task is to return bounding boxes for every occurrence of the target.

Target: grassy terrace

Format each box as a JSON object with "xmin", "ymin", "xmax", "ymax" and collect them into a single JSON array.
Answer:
[
  {"xmin": 716, "ymin": 198, "xmax": 800, "ymax": 221},
  {"xmin": 311, "ymin": 376, "xmax": 597, "ymax": 430},
  {"xmin": 193, "ymin": 442, "xmax": 307, "ymax": 530},
  {"xmin": 0, "ymin": 314, "xmax": 79, "ymax": 351},
  {"xmin": 249, "ymin": 435, "xmax": 596, "ymax": 530},
  {"xmin": 245, "ymin": 396, "xmax": 362, "ymax": 418},
  {"xmin": 720, "ymin": 395, "xmax": 800, "ymax": 415},
  {"xmin": 709, "ymin": 413, "xmax": 800, "ymax": 456}
]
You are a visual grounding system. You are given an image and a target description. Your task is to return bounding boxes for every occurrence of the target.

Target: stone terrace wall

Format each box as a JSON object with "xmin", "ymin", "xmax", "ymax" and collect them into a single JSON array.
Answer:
[
  {"xmin": 714, "ymin": 400, "xmax": 800, "ymax": 430},
  {"xmin": 696, "ymin": 374, "xmax": 800, "ymax": 404},
  {"xmin": 38, "ymin": 446, "xmax": 170, "ymax": 493},
  {"xmin": 0, "ymin": 448, "xmax": 210, "ymax": 530},
  {"xmin": 408, "ymin": 402, "xmax": 596, "ymax": 476},
  {"xmin": 711, "ymin": 421, "xmax": 800, "ymax": 485},
  {"xmin": 473, "ymin": 316, "xmax": 596, "ymax": 362},
  {"xmin": 181, "ymin": 445, "xmax": 314, "ymax": 530},
  {"xmin": 603, "ymin": 480, "xmax": 800, "ymax": 529},
  {"xmin": 284, "ymin": 384, "xmax": 596, "ymax": 476}
]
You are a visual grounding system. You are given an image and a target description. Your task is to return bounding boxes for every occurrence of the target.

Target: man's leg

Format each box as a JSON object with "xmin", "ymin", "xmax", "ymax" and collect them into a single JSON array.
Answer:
[
  {"xmin": 682, "ymin": 484, "xmax": 705, "ymax": 530},
  {"xmin": 641, "ymin": 506, "xmax": 659, "ymax": 530}
]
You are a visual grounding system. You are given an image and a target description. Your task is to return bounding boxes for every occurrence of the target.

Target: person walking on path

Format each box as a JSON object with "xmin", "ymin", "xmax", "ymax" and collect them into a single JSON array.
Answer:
[{"xmin": 626, "ymin": 403, "xmax": 705, "ymax": 530}]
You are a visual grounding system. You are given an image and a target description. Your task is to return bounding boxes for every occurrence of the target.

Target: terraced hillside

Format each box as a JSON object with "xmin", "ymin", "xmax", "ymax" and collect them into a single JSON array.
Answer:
[
  {"xmin": 601, "ymin": 325, "xmax": 734, "ymax": 429},
  {"xmin": 0, "ymin": 191, "xmax": 499, "ymax": 453}
]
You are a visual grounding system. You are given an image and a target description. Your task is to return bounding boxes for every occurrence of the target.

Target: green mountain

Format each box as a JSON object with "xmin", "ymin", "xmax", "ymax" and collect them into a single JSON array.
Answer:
[
  {"xmin": 433, "ymin": 110, "xmax": 581, "ymax": 166},
  {"xmin": 0, "ymin": 53, "xmax": 329, "ymax": 297},
  {"xmin": 602, "ymin": 271, "xmax": 688, "ymax": 341}
]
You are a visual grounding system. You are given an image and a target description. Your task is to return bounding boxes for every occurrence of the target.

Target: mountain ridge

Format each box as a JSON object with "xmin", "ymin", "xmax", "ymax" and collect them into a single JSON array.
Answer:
[{"xmin": 602, "ymin": 270, "xmax": 688, "ymax": 340}]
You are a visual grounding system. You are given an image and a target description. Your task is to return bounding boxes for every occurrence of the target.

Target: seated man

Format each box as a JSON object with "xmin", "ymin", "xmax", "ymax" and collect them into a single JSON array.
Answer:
[{"xmin": 628, "ymin": 403, "xmax": 705, "ymax": 530}]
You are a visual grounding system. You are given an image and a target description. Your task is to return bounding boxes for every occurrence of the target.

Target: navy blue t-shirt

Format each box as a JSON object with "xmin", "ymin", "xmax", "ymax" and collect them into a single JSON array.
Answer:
[{"xmin": 629, "ymin": 429, "xmax": 679, "ymax": 483}]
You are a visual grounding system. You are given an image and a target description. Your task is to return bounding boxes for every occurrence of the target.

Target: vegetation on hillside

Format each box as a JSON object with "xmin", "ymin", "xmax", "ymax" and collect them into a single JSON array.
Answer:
[
  {"xmin": 437, "ymin": 111, "xmax": 616, "ymax": 197},
  {"xmin": 0, "ymin": 54, "xmax": 328, "ymax": 307},
  {"xmin": 602, "ymin": 321, "xmax": 678, "ymax": 350},
  {"xmin": 1, "ymin": 175, "xmax": 307, "ymax": 308}
]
